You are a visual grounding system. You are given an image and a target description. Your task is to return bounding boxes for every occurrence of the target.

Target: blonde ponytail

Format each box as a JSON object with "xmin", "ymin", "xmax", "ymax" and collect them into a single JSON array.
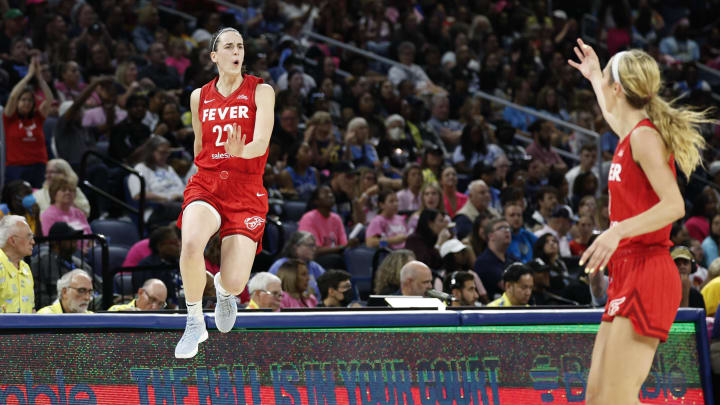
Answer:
[
  {"xmin": 645, "ymin": 95, "xmax": 712, "ymax": 177},
  {"xmin": 613, "ymin": 49, "xmax": 715, "ymax": 177}
]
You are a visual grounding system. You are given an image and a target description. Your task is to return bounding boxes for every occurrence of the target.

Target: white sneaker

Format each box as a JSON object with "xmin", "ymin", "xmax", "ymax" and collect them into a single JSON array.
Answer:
[
  {"xmin": 174, "ymin": 316, "xmax": 208, "ymax": 359},
  {"xmin": 214, "ymin": 272, "xmax": 237, "ymax": 333}
]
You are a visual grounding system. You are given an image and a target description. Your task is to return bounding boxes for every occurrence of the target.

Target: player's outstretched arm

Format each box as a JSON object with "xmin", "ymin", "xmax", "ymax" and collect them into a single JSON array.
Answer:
[
  {"xmin": 190, "ymin": 88, "xmax": 202, "ymax": 158},
  {"xmin": 568, "ymin": 38, "xmax": 619, "ymax": 132},
  {"xmin": 580, "ymin": 127, "xmax": 684, "ymax": 273},
  {"xmin": 240, "ymin": 83, "xmax": 275, "ymax": 159}
]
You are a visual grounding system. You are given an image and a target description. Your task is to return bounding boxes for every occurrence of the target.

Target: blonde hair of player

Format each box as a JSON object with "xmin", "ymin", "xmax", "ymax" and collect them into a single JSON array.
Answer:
[{"xmin": 610, "ymin": 49, "xmax": 714, "ymax": 176}]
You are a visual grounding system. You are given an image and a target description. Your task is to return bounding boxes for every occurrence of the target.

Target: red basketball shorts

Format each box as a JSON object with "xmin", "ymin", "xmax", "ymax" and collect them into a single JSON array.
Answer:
[
  {"xmin": 177, "ymin": 169, "xmax": 268, "ymax": 254},
  {"xmin": 601, "ymin": 245, "xmax": 681, "ymax": 342}
]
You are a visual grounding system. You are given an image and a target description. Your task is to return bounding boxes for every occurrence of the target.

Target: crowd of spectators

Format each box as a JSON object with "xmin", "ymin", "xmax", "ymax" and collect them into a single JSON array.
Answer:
[{"xmin": 1, "ymin": 0, "xmax": 720, "ymax": 318}]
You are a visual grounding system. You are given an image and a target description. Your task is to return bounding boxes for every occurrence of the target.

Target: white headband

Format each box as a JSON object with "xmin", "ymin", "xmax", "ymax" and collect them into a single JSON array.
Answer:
[
  {"xmin": 211, "ymin": 28, "xmax": 240, "ymax": 51},
  {"xmin": 611, "ymin": 51, "xmax": 627, "ymax": 93}
]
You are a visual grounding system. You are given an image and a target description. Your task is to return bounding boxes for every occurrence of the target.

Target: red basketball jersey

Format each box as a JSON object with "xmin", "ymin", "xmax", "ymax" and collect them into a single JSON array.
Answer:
[
  {"xmin": 195, "ymin": 74, "xmax": 268, "ymax": 175},
  {"xmin": 607, "ymin": 119, "xmax": 675, "ymax": 249}
]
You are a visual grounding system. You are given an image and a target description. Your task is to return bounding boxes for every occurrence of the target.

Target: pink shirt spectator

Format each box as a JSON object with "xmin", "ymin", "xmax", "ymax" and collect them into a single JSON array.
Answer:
[
  {"xmin": 123, "ymin": 239, "xmax": 151, "ymax": 267},
  {"xmin": 40, "ymin": 205, "xmax": 91, "ymax": 236},
  {"xmin": 396, "ymin": 189, "xmax": 420, "ymax": 212},
  {"xmin": 366, "ymin": 214, "xmax": 408, "ymax": 248},
  {"xmin": 686, "ymin": 216, "xmax": 710, "ymax": 242},
  {"xmin": 281, "ymin": 291, "xmax": 318, "ymax": 308},
  {"xmin": 166, "ymin": 57, "xmax": 191, "ymax": 77},
  {"xmin": 525, "ymin": 140, "xmax": 564, "ymax": 167},
  {"xmin": 82, "ymin": 105, "xmax": 127, "ymax": 129},
  {"xmin": 298, "ymin": 209, "xmax": 348, "ymax": 248},
  {"xmin": 444, "ymin": 192, "xmax": 468, "ymax": 218}
]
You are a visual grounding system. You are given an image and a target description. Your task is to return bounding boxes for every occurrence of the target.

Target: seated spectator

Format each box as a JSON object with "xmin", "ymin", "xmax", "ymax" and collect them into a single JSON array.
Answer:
[
  {"xmin": 373, "ymin": 249, "xmax": 416, "ymax": 295},
  {"xmin": 165, "ymin": 37, "xmax": 191, "ymax": 79},
  {"xmin": 109, "ymin": 94, "xmax": 152, "ymax": 162},
  {"xmin": 154, "ymin": 101, "xmax": 194, "ymax": 154},
  {"xmin": 689, "ymin": 239, "xmax": 709, "ymax": 288},
  {"xmin": 328, "ymin": 161, "xmax": 359, "ymax": 225},
  {"xmin": 659, "ymin": 19, "xmax": 700, "ymax": 63},
  {"xmin": 32, "ymin": 159, "xmax": 90, "ymax": 217},
  {"xmin": 440, "ymin": 166, "xmax": 467, "ymax": 218},
  {"xmin": 533, "ymin": 233, "xmax": 590, "ymax": 305},
  {"xmin": 81, "ymin": 81, "xmax": 127, "ymax": 141},
  {"xmin": 455, "ymin": 180, "xmax": 500, "ymax": 239},
  {"xmin": 525, "ymin": 120, "xmax": 567, "ymax": 172},
  {"xmin": 366, "ymin": 189, "xmax": 408, "ymax": 249},
  {"xmin": 570, "ymin": 172, "xmax": 599, "ymax": 212},
  {"xmin": 246, "ymin": 272, "xmax": 283, "ymax": 311},
  {"xmin": 305, "ymin": 111, "xmax": 340, "ymax": 171},
  {"xmin": 138, "ymin": 42, "xmax": 181, "ymax": 90},
  {"xmin": 354, "ymin": 167, "xmax": 380, "ymax": 224},
  {"xmin": 343, "ymin": 117, "xmax": 379, "ymax": 169},
  {"xmin": 40, "ymin": 176, "xmax": 91, "ymax": 237},
  {"xmin": 277, "ymin": 141, "xmax": 319, "ymax": 201},
  {"xmin": 123, "ymin": 238, "xmax": 151, "ymax": 267},
  {"xmin": 406, "ymin": 209, "xmax": 452, "ymax": 271},
  {"xmin": 534, "ymin": 205, "xmax": 573, "ymax": 258},
  {"xmin": 426, "ymin": 94, "xmax": 463, "ymax": 148},
  {"xmin": 3, "ymin": 56, "xmax": 53, "ymax": 187},
  {"xmin": 505, "ymin": 203, "xmax": 537, "ymax": 263},
  {"xmin": 0, "ymin": 215, "xmax": 35, "ymax": 313},
  {"xmin": 465, "ymin": 213, "xmax": 492, "ymax": 260},
  {"xmin": 671, "ymin": 246, "xmax": 705, "ymax": 310},
  {"xmin": 474, "ymin": 218, "xmax": 516, "ymax": 299},
  {"xmin": 2, "ymin": 180, "xmax": 42, "ymax": 236},
  {"xmin": 439, "ymin": 239, "xmax": 487, "ymax": 303},
  {"xmin": 399, "ymin": 260, "xmax": 433, "ymax": 296},
  {"xmin": 702, "ymin": 214, "xmax": 720, "ymax": 267},
  {"xmin": 487, "ymin": 263, "xmax": 534, "ymax": 307},
  {"xmin": 276, "ymin": 70, "xmax": 310, "ymax": 119},
  {"xmin": 37, "ymin": 269, "xmax": 94, "ymax": 314},
  {"xmin": 569, "ymin": 215, "xmax": 595, "ymax": 256},
  {"xmin": 388, "ymin": 41, "xmax": 438, "ymax": 95},
  {"xmin": 452, "ymin": 123, "xmax": 505, "ymax": 174},
  {"xmin": 701, "ymin": 258, "xmax": 720, "ymax": 316},
  {"xmin": 444, "ymin": 271, "xmax": 480, "ymax": 307},
  {"xmin": 108, "ymin": 278, "xmax": 168, "ymax": 311},
  {"xmin": 565, "ymin": 143, "xmax": 599, "ymax": 200},
  {"xmin": 127, "ymin": 136, "xmax": 185, "ymax": 228},
  {"xmin": 396, "ymin": 163, "xmax": 423, "ymax": 213},
  {"xmin": 132, "ymin": 226, "xmax": 181, "ymax": 307},
  {"xmin": 420, "ymin": 144, "xmax": 444, "ymax": 185},
  {"xmin": 269, "ymin": 231, "xmax": 326, "ymax": 298},
  {"xmin": 502, "ymin": 80, "xmax": 537, "ymax": 132},
  {"xmin": 686, "ymin": 192, "xmax": 716, "ymax": 242},
  {"xmin": 298, "ymin": 186, "xmax": 357, "ymax": 269},
  {"xmin": 277, "ymin": 259, "xmax": 317, "ymax": 308},
  {"xmin": 54, "ymin": 61, "xmax": 99, "ymax": 106},
  {"xmin": 317, "ymin": 270, "xmax": 354, "ymax": 307},
  {"xmin": 31, "ymin": 222, "xmax": 93, "ymax": 308}
]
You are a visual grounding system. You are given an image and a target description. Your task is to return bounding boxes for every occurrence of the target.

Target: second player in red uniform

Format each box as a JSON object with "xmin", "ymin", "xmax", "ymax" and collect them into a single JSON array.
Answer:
[
  {"xmin": 569, "ymin": 39, "xmax": 713, "ymax": 404},
  {"xmin": 175, "ymin": 27, "xmax": 275, "ymax": 359}
]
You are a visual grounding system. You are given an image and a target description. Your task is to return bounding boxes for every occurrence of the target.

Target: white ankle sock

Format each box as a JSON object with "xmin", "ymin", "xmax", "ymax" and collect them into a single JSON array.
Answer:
[
  {"xmin": 186, "ymin": 300, "xmax": 203, "ymax": 319},
  {"xmin": 216, "ymin": 275, "xmax": 232, "ymax": 298}
]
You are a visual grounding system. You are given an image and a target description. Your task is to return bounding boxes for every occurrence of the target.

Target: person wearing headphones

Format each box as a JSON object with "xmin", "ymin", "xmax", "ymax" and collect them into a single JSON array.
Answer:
[{"xmin": 671, "ymin": 246, "xmax": 705, "ymax": 310}]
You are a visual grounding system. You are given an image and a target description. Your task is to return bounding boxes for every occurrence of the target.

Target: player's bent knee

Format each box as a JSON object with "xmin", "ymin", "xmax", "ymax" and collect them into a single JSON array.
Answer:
[{"xmin": 219, "ymin": 272, "xmax": 247, "ymax": 294}]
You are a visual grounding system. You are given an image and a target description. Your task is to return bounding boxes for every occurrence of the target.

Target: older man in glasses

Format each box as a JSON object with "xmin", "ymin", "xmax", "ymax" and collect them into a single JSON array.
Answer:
[
  {"xmin": 246, "ymin": 272, "xmax": 283, "ymax": 311},
  {"xmin": 108, "ymin": 278, "xmax": 168, "ymax": 311},
  {"xmin": 37, "ymin": 269, "xmax": 94, "ymax": 313}
]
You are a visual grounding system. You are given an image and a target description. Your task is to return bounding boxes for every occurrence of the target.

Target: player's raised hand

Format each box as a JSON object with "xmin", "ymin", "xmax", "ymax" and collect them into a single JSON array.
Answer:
[
  {"xmin": 225, "ymin": 123, "xmax": 246, "ymax": 158},
  {"xmin": 568, "ymin": 38, "xmax": 601, "ymax": 81},
  {"xmin": 580, "ymin": 226, "xmax": 621, "ymax": 275}
]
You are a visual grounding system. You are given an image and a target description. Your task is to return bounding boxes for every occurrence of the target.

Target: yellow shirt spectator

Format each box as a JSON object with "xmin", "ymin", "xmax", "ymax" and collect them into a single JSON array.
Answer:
[
  {"xmin": 108, "ymin": 299, "xmax": 138, "ymax": 311},
  {"xmin": 701, "ymin": 277, "xmax": 720, "ymax": 316},
  {"xmin": 0, "ymin": 246, "xmax": 34, "ymax": 313},
  {"xmin": 487, "ymin": 292, "xmax": 530, "ymax": 307},
  {"xmin": 37, "ymin": 300, "xmax": 94, "ymax": 314}
]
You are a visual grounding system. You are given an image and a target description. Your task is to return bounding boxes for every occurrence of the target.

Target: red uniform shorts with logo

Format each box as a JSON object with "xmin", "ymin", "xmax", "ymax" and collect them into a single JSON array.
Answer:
[
  {"xmin": 177, "ymin": 169, "xmax": 268, "ymax": 254},
  {"xmin": 601, "ymin": 245, "xmax": 681, "ymax": 342}
]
